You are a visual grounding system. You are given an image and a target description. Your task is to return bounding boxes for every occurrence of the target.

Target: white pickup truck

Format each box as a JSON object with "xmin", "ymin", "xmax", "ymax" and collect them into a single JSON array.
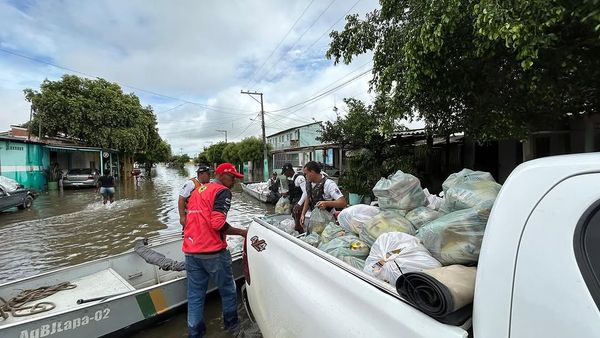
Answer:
[{"xmin": 241, "ymin": 154, "xmax": 600, "ymax": 338}]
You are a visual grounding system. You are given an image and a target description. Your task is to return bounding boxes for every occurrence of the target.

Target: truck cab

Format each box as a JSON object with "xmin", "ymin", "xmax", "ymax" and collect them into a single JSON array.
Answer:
[{"xmin": 242, "ymin": 154, "xmax": 600, "ymax": 337}]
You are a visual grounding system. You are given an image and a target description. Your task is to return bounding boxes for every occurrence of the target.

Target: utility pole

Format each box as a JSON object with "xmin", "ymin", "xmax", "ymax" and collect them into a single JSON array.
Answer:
[
  {"xmin": 241, "ymin": 90, "xmax": 269, "ymax": 181},
  {"xmin": 28, "ymin": 106, "xmax": 33, "ymax": 141},
  {"xmin": 216, "ymin": 129, "xmax": 228, "ymax": 143}
]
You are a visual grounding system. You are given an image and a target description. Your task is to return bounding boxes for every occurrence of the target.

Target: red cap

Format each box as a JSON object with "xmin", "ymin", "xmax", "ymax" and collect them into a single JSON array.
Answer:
[{"xmin": 215, "ymin": 163, "xmax": 244, "ymax": 179}]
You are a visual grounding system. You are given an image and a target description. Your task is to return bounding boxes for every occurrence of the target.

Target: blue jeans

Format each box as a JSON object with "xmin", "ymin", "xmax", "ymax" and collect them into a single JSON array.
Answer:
[
  {"xmin": 186, "ymin": 250, "xmax": 239, "ymax": 338},
  {"xmin": 99, "ymin": 187, "xmax": 115, "ymax": 196}
]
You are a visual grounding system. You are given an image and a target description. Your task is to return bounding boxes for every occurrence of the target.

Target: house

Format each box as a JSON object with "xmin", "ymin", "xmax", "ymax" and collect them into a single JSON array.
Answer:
[
  {"xmin": 266, "ymin": 122, "xmax": 343, "ymax": 173},
  {"xmin": 0, "ymin": 125, "xmax": 120, "ymax": 190},
  {"xmin": 0, "ymin": 129, "xmax": 48, "ymax": 191}
]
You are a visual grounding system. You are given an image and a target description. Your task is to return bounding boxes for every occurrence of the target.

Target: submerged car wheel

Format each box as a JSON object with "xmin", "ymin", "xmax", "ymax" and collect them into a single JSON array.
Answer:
[{"xmin": 18, "ymin": 195, "xmax": 34, "ymax": 210}]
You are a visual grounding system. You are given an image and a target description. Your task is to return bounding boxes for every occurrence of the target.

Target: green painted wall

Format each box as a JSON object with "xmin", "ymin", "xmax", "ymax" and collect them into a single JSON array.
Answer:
[{"xmin": 0, "ymin": 140, "xmax": 48, "ymax": 190}]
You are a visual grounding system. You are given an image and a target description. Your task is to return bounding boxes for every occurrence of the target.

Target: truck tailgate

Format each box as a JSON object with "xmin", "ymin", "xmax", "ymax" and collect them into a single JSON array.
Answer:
[{"xmin": 245, "ymin": 217, "xmax": 468, "ymax": 338}]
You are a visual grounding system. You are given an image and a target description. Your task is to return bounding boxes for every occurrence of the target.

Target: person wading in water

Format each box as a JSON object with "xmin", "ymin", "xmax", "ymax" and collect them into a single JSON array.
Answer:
[{"xmin": 96, "ymin": 170, "xmax": 116, "ymax": 204}]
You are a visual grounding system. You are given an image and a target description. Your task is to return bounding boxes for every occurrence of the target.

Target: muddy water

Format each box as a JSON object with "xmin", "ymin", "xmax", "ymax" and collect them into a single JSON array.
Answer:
[{"xmin": 0, "ymin": 164, "xmax": 270, "ymax": 337}]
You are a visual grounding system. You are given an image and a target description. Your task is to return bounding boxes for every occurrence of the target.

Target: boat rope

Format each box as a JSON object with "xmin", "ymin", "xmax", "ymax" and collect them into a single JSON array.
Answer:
[{"xmin": 0, "ymin": 281, "xmax": 76, "ymax": 319}]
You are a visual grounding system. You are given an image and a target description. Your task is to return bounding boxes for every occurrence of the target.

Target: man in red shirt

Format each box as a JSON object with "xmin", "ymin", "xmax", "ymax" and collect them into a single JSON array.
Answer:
[{"xmin": 182, "ymin": 162, "xmax": 247, "ymax": 338}]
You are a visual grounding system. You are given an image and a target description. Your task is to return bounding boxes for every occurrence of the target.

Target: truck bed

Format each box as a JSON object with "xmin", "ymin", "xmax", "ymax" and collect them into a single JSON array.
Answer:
[{"xmin": 244, "ymin": 215, "xmax": 469, "ymax": 338}]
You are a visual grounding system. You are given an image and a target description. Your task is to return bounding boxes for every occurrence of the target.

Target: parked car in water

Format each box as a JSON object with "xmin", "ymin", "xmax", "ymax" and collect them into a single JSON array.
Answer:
[
  {"xmin": 62, "ymin": 168, "xmax": 100, "ymax": 188},
  {"xmin": 0, "ymin": 178, "xmax": 37, "ymax": 212}
]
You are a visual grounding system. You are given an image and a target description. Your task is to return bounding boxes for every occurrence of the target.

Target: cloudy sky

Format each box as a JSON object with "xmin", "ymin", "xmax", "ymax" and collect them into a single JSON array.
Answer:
[{"xmin": 0, "ymin": 0, "xmax": 392, "ymax": 156}]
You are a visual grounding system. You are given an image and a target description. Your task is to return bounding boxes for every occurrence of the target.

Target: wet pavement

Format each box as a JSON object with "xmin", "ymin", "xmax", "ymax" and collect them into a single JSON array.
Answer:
[{"xmin": 0, "ymin": 164, "xmax": 271, "ymax": 337}]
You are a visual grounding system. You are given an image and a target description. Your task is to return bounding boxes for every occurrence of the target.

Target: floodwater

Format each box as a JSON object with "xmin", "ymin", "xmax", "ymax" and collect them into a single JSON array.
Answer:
[{"xmin": 0, "ymin": 164, "xmax": 271, "ymax": 337}]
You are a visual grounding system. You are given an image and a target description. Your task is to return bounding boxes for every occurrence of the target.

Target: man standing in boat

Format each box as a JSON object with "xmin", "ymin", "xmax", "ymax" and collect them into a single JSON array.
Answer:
[
  {"xmin": 267, "ymin": 171, "xmax": 281, "ymax": 203},
  {"xmin": 182, "ymin": 162, "xmax": 247, "ymax": 338},
  {"xmin": 178, "ymin": 164, "xmax": 212, "ymax": 229},
  {"xmin": 281, "ymin": 163, "xmax": 307, "ymax": 233}
]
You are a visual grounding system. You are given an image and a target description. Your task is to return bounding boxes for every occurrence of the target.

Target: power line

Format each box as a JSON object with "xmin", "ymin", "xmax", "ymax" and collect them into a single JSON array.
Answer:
[
  {"xmin": 232, "ymin": 112, "xmax": 261, "ymax": 139},
  {"xmin": 245, "ymin": 0, "xmax": 316, "ymax": 88},
  {"xmin": 261, "ymin": 62, "xmax": 372, "ymax": 128},
  {"xmin": 267, "ymin": 67, "xmax": 372, "ymax": 113},
  {"xmin": 0, "ymin": 47, "xmax": 253, "ymax": 113},
  {"xmin": 158, "ymin": 103, "xmax": 188, "ymax": 114},
  {"xmin": 264, "ymin": 117, "xmax": 290, "ymax": 130},
  {"xmin": 254, "ymin": 0, "xmax": 338, "ymax": 85},
  {"xmin": 300, "ymin": 0, "xmax": 362, "ymax": 55},
  {"xmin": 158, "ymin": 110, "xmax": 258, "ymax": 123},
  {"xmin": 159, "ymin": 117, "xmax": 254, "ymax": 138},
  {"xmin": 283, "ymin": 87, "xmax": 374, "ymax": 127},
  {"xmin": 265, "ymin": 112, "xmax": 313, "ymax": 124}
]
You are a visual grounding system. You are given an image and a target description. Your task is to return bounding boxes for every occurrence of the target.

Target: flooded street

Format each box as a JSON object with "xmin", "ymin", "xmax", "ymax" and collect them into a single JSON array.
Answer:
[{"xmin": 0, "ymin": 164, "xmax": 271, "ymax": 337}]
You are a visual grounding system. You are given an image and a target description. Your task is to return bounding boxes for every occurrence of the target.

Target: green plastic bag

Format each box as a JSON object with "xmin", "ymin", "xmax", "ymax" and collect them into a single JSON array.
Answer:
[
  {"xmin": 416, "ymin": 202, "xmax": 492, "ymax": 265},
  {"xmin": 318, "ymin": 235, "xmax": 370, "ymax": 260},
  {"xmin": 442, "ymin": 181, "xmax": 501, "ymax": 212},
  {"xmin": 442, "ymin": 169, "xmax": 495, "ymax": 193},
  {"xmin": 301, "ymin": 233, "xmax": 321, "ymax": 247},
  {"xmin": 405, "ymin": 207, "xmax": 443, "ymax": 230},
  {"xmin": 320, "ymin": 222, "xmax": 348, "ymax": 244},
  {"xmin": 308, "ymin": 208, "xmax": 334, "ymax": 234},
  {"xmin": 275, "ymin": 196, "xmax": 291, "ymax": 215},
  {"xmin": 372, "ymin": 170, "xmax": 426, "ymax": 210},
  {"xmin": 359, "ymin": 210, "xmax": 415, "ymax": 246}
]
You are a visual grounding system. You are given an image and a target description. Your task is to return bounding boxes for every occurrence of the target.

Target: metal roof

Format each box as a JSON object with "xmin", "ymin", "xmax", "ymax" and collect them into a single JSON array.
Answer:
[{"xmin": 0, "ymin": 134, "xmax": 45, "ymax": 145}]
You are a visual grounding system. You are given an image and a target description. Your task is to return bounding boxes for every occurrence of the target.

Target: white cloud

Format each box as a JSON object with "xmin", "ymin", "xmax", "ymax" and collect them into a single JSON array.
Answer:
[{"xmin": 0, "ymin": 0, "xmax": 384, "ymax": 155}]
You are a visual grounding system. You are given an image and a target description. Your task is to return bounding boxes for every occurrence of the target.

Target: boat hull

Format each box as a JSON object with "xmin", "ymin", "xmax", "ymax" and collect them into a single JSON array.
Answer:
[
  {"xmin": 0, "ymin": 235, "xmax": 244, "ymax": 338},
  {"xmin": 241, "ymin": 182, "xmax": 271, "ymax": 203}
]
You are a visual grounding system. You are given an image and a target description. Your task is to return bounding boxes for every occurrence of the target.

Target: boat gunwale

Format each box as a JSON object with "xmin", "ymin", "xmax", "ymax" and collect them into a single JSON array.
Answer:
[
  {"xmin": 241, "ymin": 182, "xmax": 270, "ymax": 203},
  {"xmin": 0, "ymin": 235, "xmax": 244, "ymax": 329}
]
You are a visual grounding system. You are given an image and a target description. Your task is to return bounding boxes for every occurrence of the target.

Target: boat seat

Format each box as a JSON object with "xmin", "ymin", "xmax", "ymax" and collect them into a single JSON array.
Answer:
[{"xmin": 1, "ymin": 268, "xmax": 135, "ymax": 325}]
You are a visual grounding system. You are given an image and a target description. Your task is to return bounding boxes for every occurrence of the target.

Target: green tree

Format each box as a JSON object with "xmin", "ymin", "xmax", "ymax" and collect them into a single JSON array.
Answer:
[
  {"xmin": 195, "ymin": 152, "xmax": 209, "ymax": 165},
  {"xmin": 237, "ymin": 137, "xmax": 271, "ymax": 162},
  {"xmin": 24, "ymin": 75, "xmax": 165, "ymax": 153},
  {"xmin": 204, "ymin": 142, "xmax": 229, "ymax": 165},
  {"xmin": 222, "ymin": 142, "xmax": 241, "ymax": 164},
  {"xmin": 136, "ymin": 139, "xmax": 172, "ymax": 165},
  {"xmin": 320, "ymin": 98, "xmax": 387, "ymax": 151},
  {"xmin": 169, "ymin": 154, "xmax": 191, "ymax": 170},
  {"xmin": 320, "ymin": 98, "xmax": 412, "ymax": 194},
  {"xmin": 327, "ymin": 0, "xmax": 600, "ymax": 141}
]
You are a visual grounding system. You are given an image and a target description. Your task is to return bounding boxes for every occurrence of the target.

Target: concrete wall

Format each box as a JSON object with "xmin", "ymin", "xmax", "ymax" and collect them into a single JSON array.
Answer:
[
  {"xmin": 0, "ymin": 140, "xmax": 48, "ymax": 190},
  {"xmin": 299, "ymin": 124, "xmax": 321, "ymax": 147},
  {"xmin": 51, "ymin": 151, "xmax": 101, "ymax": 172},
  {"xmin": 267, "ymin": 123, "xmax": 323, "ymax": 151},
  {"xmin": 71, "ymin": 152, "xmax": 99, "ymax": 169}
]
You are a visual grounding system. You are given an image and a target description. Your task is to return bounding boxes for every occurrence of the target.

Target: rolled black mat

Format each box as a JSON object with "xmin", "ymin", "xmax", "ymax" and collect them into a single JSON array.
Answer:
[{"xmin": 396, "ymin": 271, "xmax": 472, "ymax": 326}]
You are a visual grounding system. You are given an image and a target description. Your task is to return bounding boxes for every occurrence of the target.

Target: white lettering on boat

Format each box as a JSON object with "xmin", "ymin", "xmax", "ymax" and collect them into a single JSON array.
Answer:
[{"xmin": 18, "ymin": 308, "xmax": 110, "ymax": 338}]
